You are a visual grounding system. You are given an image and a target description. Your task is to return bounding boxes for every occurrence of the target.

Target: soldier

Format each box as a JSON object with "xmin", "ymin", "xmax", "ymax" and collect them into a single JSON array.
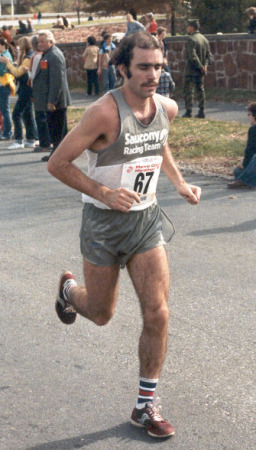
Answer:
[{"xmin": 182, "ymin": 19, "xmax": 212, "ymax": 119}]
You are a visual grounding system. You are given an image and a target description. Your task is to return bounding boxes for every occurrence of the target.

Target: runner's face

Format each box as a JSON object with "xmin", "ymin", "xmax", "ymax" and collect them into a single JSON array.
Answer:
[{"xmin": 124, "ymin": 47, "xmax": 163, "ymax": 98}]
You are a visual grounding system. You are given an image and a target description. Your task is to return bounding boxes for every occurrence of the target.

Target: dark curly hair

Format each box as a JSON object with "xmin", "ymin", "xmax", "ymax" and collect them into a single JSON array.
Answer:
[
  {"xmin": 112, "ymin": 31, "xmax": 161, "ymax": 73},
  {"xmin": 248, "ymin": 102, "xmax": 256, "ymax": 117}
]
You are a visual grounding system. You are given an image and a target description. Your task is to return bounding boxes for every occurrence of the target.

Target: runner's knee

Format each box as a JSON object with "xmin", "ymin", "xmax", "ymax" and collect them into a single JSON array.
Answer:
[
  {"xmin": 143, "ymin": 304, "xmax": 169, "ymax": 331},
  {"xmin": 88, "ymin": 305, "xmax": 114, "ymax": 326}
]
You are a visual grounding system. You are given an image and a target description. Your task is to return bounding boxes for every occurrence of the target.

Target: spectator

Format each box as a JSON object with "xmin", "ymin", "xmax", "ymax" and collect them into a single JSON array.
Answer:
[
  {"xmin": 145, "ymin": 13, "xmax": 157, "ymax": 36},
  {"xmin": 0, "ymin": 36, "xmax": 37, "ymax": 149},
  {"xmin": 228, "ymin": 102, "xmax": 256, "ymax": 189},
  {"xmin": 28, "ymin": 35, "xmax": 52, "ymax": 154},
  {"xmin": 125, "ymin": 13, "xmax": 145, "ymax": 36},
  {"xmin": 53, "ymin": 16, "xmax": 64, "ymax": 30},
  {"xmin": 246, "ymin": 7, "xmax": 256, "ymax": 34},
  {"xmin": 82, "ymin": 35, "xmax": 99, "ymax": 97},
  {"xmin": 156, "ymin": 67, "xmax": 175, "ymax": 98},
  {"xmin": 97, "ymin": 33, "xmax": 116, "ymax": 93},
  {"xmin": 0, "ymin": 26, "xmax": 12, "ymax": 44},
  {"xmin": 26, "ymin": 19, "xmax": 33, "ymax": 34},
  {"xmin": 7, "ymin": 25, "xmax": 16, "ymax": 40},
  {"xmin": 37, "ymin": 11, "xmax": 42, "ymax": 24},
  {"xmin": 157, "ymin": 27, "xmax": 168, "ymax": 59},
  {"xmin": 33, "ymin": 30, "xmax": 71, "ymax": 162},
  {"xmin": 62, "ymin": 16, "xmax": 71, "ymax": 28},
  {"xmin": 0, "ymin": 38, "xmax": 16, "ymax": 140},
  {"xmin": 182, "ymin": 19, "xmax": 212, "ymax": 119},
  {"xmin": 156, "ymin": 27, "xmax": 171, "ymax": 74},
  {"xmin": 129, "ymin": 8, "xmax": 137, "ymax": 20},
  {"xmin": 16, "ymin": 21, "xmax": 27, "ymax": 35}
]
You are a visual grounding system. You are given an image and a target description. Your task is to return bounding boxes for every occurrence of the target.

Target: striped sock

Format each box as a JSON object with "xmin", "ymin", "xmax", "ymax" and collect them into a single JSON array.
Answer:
[
  {"xmin": 63, "ymin": 279, "xmax": 77, "ymax": 302},
  {"xmin": 136, "ymin": 377, "xmax": 159, "ymax": 409}
]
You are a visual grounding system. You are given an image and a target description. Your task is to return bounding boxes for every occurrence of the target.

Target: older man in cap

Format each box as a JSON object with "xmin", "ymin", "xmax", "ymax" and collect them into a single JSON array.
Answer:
[{"xmin": 182, "ymin": 19, "xmax": 212, "ymax": 118}]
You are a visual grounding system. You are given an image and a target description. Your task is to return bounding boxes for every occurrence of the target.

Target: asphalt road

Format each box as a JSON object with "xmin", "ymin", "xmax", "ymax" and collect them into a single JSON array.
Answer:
[{"xmin": 0, "ymin": 110, "xmax": 255, "ymax": 449}]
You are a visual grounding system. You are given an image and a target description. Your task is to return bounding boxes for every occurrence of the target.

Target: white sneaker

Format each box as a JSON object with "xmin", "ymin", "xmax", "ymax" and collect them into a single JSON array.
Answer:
[
  {"xmin": 8, "ymin": 142, "xmax": 24, "ymax": 149},
  {"xmin": 24, "ymin": 140, "xmax": 35, "ymax": 148}
]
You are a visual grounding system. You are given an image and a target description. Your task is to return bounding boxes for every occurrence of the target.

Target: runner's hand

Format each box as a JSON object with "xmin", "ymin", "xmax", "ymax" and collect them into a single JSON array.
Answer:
[
  {"xmin": 104, "ymin": 188, "xmax": 141, "ymax": 212},
  {"xmin": 178, "ymin": 183, "xmax": 201, "ymax": 205}
]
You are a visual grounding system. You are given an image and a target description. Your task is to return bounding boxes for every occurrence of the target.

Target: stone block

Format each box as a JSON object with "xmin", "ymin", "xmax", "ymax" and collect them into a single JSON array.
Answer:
[
  {"xmin": 228, "ymin": 77, "xmax": 238, "ymax": 88},
  {"xmin": 237, "ymin": 71, "xmax": 248, "ymax": 89},
  {"xmin": 216, "ymin": 61, "xmax": 224, "ymax": 71},
  {"xmin": 248, "ymin": 54, "xmax": 256, "ymax": 71},
  {"xmin": 227, "ymin": 42, "xmax": 233, "ymax": 52},
  {"xmin": 209, "ymin": 42, "xmax": 216, "ymax": 54},
  {"xmin": 237, "ymin": 53, "xmax": 249, "ymax": 70},
  {"xmin": 238, "ymin": 41, "xmax": 248, "ymax": 52},
  {"xmin": 216, "ymin": 41, "xmax": 227, "ymax": 54},
  {"xmin": 216, "ymin": 77, "xmax": 227, "ymax": 87},
  {"xmin": 205, "ymin": 72, "xmax": 216, "ymax": 87},
  {"xmin": 223, "ymin": 53, "xmax": 236, "ymax": 76}
]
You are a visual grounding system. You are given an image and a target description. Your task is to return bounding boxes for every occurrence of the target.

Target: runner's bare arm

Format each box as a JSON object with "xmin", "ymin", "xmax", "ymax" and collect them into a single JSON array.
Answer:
[
  {"xmin": 161, "ymin": 143, "xmax": 201, "ymax": 205},
  {"xmin": 47, "ymin": 99, "xmax": 140, "ymax": 212},
  {"xmin": 157, "ymin": 96, "xmax": 201, "ymax": 204}
]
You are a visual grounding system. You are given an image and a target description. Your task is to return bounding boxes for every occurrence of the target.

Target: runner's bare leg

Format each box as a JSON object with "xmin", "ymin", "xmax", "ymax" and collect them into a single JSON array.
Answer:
[
  {"xmin": 126, "ymin": 246, "xmax": 170, "ymax": 379},
  {"xmin": 67, "ymin": 259, "xmax": 120, "ymax": 326}
]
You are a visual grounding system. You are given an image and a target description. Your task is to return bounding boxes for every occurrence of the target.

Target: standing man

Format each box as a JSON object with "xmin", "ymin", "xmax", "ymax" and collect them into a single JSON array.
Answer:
[
  {"xmin": 182, "ymin": 19, "xmax": 212, "ymax": 119},
  {"xmin": 33, "ymin": 30, "xmax": 71, "ymax": 162},
  {"xmin": 125, "ymin": 13, "xmax": 145, "ymax": 35},
  {"xmin": 48, "ymin": 32, "xmax": 201, "ymax": 439},
  {"xmin": 97, "ymin": 33, "xmax": 117, "ymax": 93}
]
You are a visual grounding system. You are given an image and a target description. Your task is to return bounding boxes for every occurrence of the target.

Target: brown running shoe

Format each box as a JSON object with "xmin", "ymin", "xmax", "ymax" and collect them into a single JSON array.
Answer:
[
  {"xmin": 55, "ymin": 272, "xmax": 77, "ymax": 325},
  {"xmin": 130, "ymin": 400, "xmax": 175, "ymax": 438}
]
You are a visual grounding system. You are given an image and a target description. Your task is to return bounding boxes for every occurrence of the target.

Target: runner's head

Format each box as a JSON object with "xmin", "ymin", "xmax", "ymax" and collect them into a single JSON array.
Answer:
[{"xmin": 112, "ymin": 31, "xmax": 161, "ymax": 79}]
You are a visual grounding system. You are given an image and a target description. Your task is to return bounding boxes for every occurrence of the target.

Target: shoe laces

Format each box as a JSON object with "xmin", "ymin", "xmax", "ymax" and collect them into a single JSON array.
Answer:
[{"xmin": 147, "ymin": 397, "xmax": 164, "ymax": 422}]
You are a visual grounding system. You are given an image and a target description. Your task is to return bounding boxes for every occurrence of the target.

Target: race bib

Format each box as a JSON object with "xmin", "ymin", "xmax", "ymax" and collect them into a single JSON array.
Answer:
[{"xmin": 121, "ymin": 156, "xmax": 163, "ymax": 206}]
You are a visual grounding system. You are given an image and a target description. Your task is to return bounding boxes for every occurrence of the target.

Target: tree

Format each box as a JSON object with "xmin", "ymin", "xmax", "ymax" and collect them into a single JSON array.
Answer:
[
  {"xmin": 191, "ymin": 0, "xmax": 252, "ymax": 34},
  {"xmin": 15, "ymin": 0, "xmax": 45, "ymax": 14},
  {"xmin": 84, "ymin": 0, "xmax": 176, "ymax": 17},
  {"xmin": 84, "ymin": 0, "xmax": 184, "ymax": 35}
]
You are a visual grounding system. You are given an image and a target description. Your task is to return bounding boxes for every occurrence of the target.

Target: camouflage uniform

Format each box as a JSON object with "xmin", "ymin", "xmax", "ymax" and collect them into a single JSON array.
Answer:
[{"xmin": 183, "ymin": 30, "xmax": 212, "ymax": 116}]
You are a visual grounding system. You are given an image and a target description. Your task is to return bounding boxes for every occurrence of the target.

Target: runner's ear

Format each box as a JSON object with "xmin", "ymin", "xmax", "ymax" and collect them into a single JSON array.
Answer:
[{"xmin": 118, "ymin": 64, "xmax": 127, "ymax": 79}]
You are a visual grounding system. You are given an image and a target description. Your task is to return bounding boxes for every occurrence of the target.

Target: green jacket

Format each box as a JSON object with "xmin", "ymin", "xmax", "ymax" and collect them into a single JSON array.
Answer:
[{"xmin": 184, "ymin": 31, "xmax": 212, "ymax": 76}]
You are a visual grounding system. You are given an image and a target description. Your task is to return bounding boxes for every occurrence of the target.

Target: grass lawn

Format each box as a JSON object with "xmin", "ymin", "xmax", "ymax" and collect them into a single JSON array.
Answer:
[{"xmin": 67, "ymin": 106, "xmax": 247, "ymax": 176}]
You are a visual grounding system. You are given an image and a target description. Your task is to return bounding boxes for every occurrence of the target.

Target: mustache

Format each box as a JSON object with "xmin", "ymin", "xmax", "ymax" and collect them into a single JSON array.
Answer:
[{"xmin": 141, "ymin": 82, "xmax": 158, "ymax": 87}]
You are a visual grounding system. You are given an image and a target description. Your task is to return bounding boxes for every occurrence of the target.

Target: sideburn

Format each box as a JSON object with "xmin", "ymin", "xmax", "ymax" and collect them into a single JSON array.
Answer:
[{"xmin": 125, "ymin": 66, "xmax": 132, "ymax": 79}]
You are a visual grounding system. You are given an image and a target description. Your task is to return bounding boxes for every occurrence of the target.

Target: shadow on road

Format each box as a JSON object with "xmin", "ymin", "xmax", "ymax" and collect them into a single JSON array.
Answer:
[
  {"xmin": 187, "ymin": 218, "xmax": 256, "ymax": 236},
  {"xmin": 28, "ymin": 422, "xmax": 172, "ymax": 449}
]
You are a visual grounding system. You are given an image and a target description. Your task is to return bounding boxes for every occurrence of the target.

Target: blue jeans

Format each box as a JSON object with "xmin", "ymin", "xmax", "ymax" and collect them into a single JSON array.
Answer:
[
  {"xmin": 12, "ymin": 86, "xmax": 37, "ymax": 141},
  {"xmin": 0, "ymin": 85, "xmax": 12, "ymax": 138},
  {"xmin": 86, "ymin": 69, "xmax": 99, "ymax": 95},
  {"xmin": 102, "ymin": 65, "xmax": 116, "ymax": 93},
  {"xmin": 35, "ymin": 110, "xmax": 51, "ymax": 148},
  {"xmin": 234, "ymin": 154, "xmax": 256, "ymax": 187}
]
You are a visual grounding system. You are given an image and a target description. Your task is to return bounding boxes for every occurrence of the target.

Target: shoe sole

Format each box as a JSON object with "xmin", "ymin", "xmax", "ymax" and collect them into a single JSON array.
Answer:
[
  {"xmin": 130, "ymin": 418, "xmax": 144, "ymax": 428},
  {"xmin": 130, "ymin": 419, "xmax": 175, "ymax": 438},
  {"xmin": 55, "ymin": 272, "xmax": 77, "ymax": 325}
]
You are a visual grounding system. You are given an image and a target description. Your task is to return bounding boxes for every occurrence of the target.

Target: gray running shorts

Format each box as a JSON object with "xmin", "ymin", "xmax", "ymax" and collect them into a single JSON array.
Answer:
[{"xmin": 80, "ymin": 203, "xmax": 175, "ymax": 268}]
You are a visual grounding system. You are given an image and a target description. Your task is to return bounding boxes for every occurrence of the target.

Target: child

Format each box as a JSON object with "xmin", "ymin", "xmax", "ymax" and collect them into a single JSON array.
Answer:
[
  {"xmin": 228, "ymin": 102, "xmax": 256, "ymax": 189},
  {"xmin": 156, "ymin": 67, "xmax": 175, "ymax": 98},
  {"xmin": 82, "ymin": 35, "xmax": 99, "ymax": 96},
  {"xmin": 246, "ymin": 7, "xmax": 256, "ymax": 34}
]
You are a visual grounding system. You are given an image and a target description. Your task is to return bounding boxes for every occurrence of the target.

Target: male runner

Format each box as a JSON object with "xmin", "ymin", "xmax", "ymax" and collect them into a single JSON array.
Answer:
[{"xmin": 48, "ymin": 32, "xmax": 201, "ymax": 439}]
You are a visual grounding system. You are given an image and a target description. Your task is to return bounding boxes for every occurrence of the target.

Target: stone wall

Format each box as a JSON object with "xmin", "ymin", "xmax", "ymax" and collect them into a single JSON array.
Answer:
[
  {"xmin": 167, "ymin": 34, "xmax": 256, "ymax": 90},
  {"xmin": 55, "ymin": 19, "xmax": 168, "ymax": 84},
  {"xmin": 56, "ymin": 31, "xmax": 256, "ymax": 89}
]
